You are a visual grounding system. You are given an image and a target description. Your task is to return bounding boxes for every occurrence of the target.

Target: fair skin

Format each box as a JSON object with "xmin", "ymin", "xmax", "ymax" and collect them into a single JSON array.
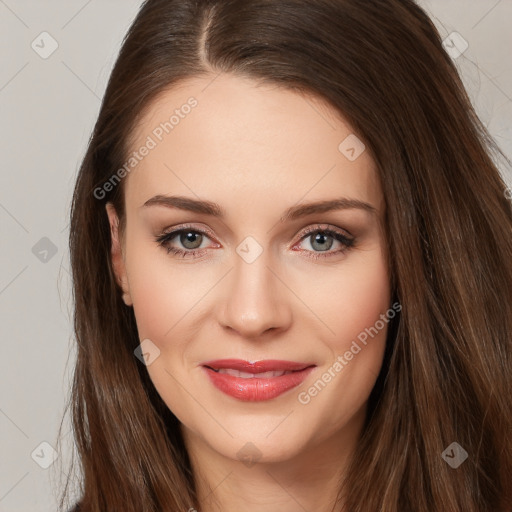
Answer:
[{"xmin": 106, "ymin": 73, "xmax": 390, "ymax": 512}]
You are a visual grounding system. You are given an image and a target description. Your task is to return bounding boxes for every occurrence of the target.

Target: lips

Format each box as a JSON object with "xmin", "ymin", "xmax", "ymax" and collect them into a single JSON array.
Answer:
[
  {"xmin": 201, "ymin": 359, "xmax": 317, "ymax": 401},
  {"xmin": 212, "ymin": 368, "xmax": 294, "ymax": 378},
  {"xmin": 202, "ymin": 359, "xmax": 313, "ymax": 373}
]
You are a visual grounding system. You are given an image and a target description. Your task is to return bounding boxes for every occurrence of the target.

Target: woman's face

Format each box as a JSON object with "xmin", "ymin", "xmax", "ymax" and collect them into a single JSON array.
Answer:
[{"xmin": 107, "ymin": 73, "xmax": 391, "ymax": 465}]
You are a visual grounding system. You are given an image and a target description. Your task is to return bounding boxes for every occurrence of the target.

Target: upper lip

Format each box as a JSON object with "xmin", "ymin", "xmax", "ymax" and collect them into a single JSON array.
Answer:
[
  {"xmin": 202, "ymin": 359, "xmax": 314, "ymax": 373},
  {"xmin": 201, "ymin": 359, "xmax": 315, "ymax": 373}
]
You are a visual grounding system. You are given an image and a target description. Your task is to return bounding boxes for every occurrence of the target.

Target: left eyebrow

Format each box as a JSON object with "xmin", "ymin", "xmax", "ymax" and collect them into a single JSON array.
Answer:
[
  {"xmin": 141, "ymin": 195, "xmax": 377, "ymax": 222},
  {"xmin": 281, "ymin": 198, "xmax": 378, "ymax": 222}
]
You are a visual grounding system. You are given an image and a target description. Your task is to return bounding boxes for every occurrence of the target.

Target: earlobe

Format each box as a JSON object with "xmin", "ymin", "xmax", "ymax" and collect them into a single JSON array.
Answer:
[{"xmin": 105, "ymin": 202, "xmax": 133, "ymax": 307}]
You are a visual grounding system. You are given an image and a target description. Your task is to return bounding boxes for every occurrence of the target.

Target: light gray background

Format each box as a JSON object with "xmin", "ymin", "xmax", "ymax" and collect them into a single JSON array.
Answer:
[{"xmin": 1, "ymin": 1, "xmax": 511, "ymax": 511}]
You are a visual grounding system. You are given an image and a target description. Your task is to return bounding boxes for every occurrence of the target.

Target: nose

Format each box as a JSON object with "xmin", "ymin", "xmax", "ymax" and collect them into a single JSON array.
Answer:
[{"xmin": 217, "ymin": 250, "xmax": 293, "ymax": 339}]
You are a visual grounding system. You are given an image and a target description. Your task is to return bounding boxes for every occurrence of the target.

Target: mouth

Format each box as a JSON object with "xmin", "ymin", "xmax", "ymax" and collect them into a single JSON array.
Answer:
[
  {"xmin": 201, "ymin": 358, "xmax": 315, "ymax": 374},
  {"xmin": 205, "ymin": 368, "xmax": 301, "ymax": 378},
  {"xmin": 201, "ymin": 359, "xmax": 317, "ymax": 401}
]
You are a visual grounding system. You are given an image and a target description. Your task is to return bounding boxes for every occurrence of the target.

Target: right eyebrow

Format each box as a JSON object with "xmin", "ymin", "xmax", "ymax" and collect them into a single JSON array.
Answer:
[{"xmin": 141, "ymin": 195, "xmax": 223, "ymax": 216}]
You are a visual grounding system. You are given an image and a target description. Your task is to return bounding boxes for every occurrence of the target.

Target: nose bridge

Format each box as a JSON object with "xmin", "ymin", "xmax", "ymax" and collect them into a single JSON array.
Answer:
[{"xmin": 218, "ymin": 239, "xmax": 291, "ymax": 337}]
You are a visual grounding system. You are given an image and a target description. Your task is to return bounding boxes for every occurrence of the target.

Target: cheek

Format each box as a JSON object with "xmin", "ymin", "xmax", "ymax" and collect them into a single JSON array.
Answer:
[
  {"xmin": 300, "ymin": 247, "xmax": 391, "ymax": 353},
  {"xmin": 124, "ymin": 237, "xmax": 199, "ymax": 344},
  {"xmin": 296, "ymin": 253, "xmax": 391, "ymax": 428}
]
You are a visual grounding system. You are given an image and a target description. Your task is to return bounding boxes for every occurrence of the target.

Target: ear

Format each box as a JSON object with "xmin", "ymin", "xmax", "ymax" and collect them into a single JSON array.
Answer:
[{"xmin": 105, "ymin": 202, "xmax": 133, "ymax": 306}]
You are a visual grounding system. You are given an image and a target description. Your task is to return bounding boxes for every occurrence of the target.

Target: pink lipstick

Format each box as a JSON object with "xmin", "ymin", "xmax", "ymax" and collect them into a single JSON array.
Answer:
[{"xmin": 201, "ymin": 359, "xmax": 316, "ymax": 401}]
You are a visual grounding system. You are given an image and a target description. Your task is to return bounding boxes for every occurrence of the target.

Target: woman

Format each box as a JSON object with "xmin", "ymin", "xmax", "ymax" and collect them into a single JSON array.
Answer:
[{"xmin": 58, "ymin": 0, "xmax": 512, "ymax": 510}]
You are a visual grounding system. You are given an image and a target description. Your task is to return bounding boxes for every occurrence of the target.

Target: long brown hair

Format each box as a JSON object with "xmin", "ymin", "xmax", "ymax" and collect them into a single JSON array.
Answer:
[{"xmin": 57, "ymin": 0, "xmax": 512, "ymax": 510}]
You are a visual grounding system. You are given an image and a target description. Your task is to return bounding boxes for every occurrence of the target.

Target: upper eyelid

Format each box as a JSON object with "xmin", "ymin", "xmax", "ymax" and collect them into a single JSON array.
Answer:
[
  {"xmin": 159, "ymin": 223, "xmax": 217, "ymax": 242},
  {"xmin": 299, "ymin": 223, "xmax": 353, "ymax": 239}
]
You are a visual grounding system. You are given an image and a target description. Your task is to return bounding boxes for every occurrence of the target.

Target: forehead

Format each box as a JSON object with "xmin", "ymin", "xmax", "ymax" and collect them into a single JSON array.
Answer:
[{"xmin": 124, "ymin": 73, "xmax": 383, "ymax": 217}]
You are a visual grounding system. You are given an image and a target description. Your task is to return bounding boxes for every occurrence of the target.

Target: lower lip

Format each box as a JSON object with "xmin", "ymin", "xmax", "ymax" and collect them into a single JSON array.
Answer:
[{"xmin": 202, "ymin": 366, "xmax": 316, "ymax": 401}]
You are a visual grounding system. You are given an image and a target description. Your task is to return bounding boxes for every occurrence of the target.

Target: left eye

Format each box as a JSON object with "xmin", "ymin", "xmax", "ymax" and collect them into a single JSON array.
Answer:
[
  {"xmin": 297, "ymin": 230, "xmax": 347, "ymax": 250},
  {"xmin": 293, "ymin": 227, "xmax": 355, "ymax": 259}
]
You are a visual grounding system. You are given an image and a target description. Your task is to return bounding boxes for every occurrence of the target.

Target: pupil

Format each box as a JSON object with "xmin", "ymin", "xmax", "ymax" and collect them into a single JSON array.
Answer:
[
  {"xmin": 312, "ymin": 232, "xmax": 333, "ymax": 251},
  {"xmin": 182, "ymin": 231, "xmax": 202, "ymax": 249}
]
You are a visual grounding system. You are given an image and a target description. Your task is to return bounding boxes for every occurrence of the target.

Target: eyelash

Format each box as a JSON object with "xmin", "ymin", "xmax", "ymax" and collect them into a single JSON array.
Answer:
[{"xmin": 155, "ymin": 223, "xmax": 355, "ymax": 261}]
